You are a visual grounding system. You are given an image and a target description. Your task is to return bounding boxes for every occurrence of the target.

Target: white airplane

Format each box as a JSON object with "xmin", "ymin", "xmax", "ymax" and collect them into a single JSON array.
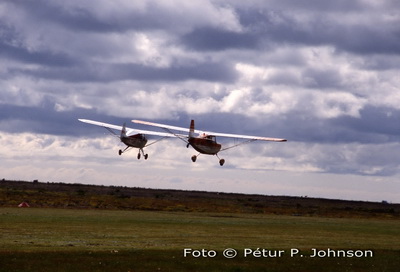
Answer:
[
  {"xmin": 78, "ymin": 119, "xmax": 181, "ymax": 160},
  {"xmin": 132, "ymin": 119, "xmax": 287, "ymax": 166}
]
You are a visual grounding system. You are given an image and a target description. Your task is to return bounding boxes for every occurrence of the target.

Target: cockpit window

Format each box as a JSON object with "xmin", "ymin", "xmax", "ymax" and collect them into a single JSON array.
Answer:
[{"xmin": 207, "ymin": 135, "xmax": 216, "ymax": 141}]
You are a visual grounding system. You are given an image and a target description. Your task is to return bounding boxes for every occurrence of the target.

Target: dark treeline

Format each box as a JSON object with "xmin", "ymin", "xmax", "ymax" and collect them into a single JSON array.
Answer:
[{"xmin": 1, "ymin": 179, "xmax": 398, "ymax": 218}]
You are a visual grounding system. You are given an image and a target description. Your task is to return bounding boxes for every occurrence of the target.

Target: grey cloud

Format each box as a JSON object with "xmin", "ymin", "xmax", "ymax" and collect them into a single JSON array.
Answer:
[
  {"xmin": 313, "ymin": 143, "xmax": 400, "ymax": 176},
  {"xmin": 182, "ymin": 6, "xmax": 400, "ymax": 56},
  {"xmin": 237, "ymin": 0, "xmax": 399, "ymax": 14},
  {"xmin": 301, "ymin": 68, "xmax": 344, "ymax": 89},
  {"xmin": 329, "ymin": 25, "xmax": 400, "ymax": 55},
  {"xmin": 362, "ymin": 55, "xmax": 400, "ymax": 71},
  {"xmin": 12, "ymin": 60, "xmax": 238, "ymax": 83},
  {"xmin": 0, "ymin": 40, "xmax": 76, "ymax": 67},
  {"xmin": 281, "ymin": 105, "xmax": 400, "ymax": 145},
  {"xmin": 333, "ymin": 106, "xmax": 400, "ymax": 141},
  {"xmin": 181, "ymin": 27, "xmax": 260, "ymax": 51},
  {"xmin": 5, "ymin": 0, "xmax": 131, "ymax": 33},
  {"xmin": 268, "ymin": 13, "xmax": 400, "ymax": 56},
  {"xmin": 0, "ymin": 102, "xmax": 125, "ymax": 137},
  {"xmin": 0, "ymin": 23, "xmax": 75, "ymax": 67},
  {"xmin": 6, "ymin": 0, "xmax": 209, "ymax": 33}
]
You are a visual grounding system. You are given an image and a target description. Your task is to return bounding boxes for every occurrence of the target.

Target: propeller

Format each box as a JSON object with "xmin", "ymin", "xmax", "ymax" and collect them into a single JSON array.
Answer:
[{"xmin": 120, "ymin": 123, "xmax": 127, "ymax": 139}]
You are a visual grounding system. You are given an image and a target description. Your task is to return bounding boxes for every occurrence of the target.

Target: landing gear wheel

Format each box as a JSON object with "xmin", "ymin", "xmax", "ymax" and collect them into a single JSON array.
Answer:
[
  {"xmin": 137, "ymin": 153, "xmax": 141, "ymax": 160},
  {"xmin": 191, "ymin": 155, "xmax": 197, "ymax": 162},
  {"xmin": 144, "ymin": 154, "xmax": 148, "ymax": 160},
  {"xmin": 219, "ymin": 159, "xmax": 225, "ymax": 166},
  {"xmin": 119, "ymin": 150, "xmax": 123, "ymax": 156}
]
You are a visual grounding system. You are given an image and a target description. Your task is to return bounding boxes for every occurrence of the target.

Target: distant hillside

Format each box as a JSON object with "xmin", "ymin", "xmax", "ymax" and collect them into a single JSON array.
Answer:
[{"xmin": 1, "ymin": 179, "xmax": 399, "ymax": 219}]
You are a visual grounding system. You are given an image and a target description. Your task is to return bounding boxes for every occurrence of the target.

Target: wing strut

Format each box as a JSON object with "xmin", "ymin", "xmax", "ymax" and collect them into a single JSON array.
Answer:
[
  {"xmin": 104, "ymin": 127, "xmax": 120, "ymax": 138},
  {"xmin": 144, "ymin": 136, "xmax": 169, "ymax": 148},
  {"xmin": 158, "ymin": 127, "xmax": 189, "ymax": 145},
  {"xmin": 220, "ymin": 139, "xmax": 258, "ymax": 152}
]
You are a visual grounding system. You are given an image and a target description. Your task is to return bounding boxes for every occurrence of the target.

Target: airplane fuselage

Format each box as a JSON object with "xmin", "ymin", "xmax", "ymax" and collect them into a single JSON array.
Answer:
[
  {"xmin": 121, "ymin": 134, "xmax": 147, "ymax": 148},
  {"xmin": 189, "ymin": 136, "xmax": 221, "ymax": 155}
]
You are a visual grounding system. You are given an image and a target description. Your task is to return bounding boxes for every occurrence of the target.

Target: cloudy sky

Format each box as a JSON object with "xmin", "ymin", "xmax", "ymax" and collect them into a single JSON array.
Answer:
[{"xmin": 1, "ymin": 0, "xmax": 399, "ymax": 202}]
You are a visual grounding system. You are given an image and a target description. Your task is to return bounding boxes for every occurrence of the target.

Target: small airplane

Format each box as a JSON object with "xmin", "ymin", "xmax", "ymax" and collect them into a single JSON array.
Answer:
[
  {"xmin": 78, "ymin": 119, "xmax": 181, "ymax": 160},
  {"xmin": 132, "ymin": 119, "xmax": 287, "ymax": 166}
]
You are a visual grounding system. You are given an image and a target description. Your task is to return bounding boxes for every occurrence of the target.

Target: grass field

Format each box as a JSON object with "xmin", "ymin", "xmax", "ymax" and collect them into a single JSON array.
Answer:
[{"xmin": 1, "ymin": 208, "xmax": 399, "ymax": 271}]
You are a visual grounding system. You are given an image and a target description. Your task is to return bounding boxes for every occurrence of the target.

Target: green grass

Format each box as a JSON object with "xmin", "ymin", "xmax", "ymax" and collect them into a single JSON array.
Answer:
[{"xmin": 1, "ymin": 208, "xmax": 399, "ymax": 271}]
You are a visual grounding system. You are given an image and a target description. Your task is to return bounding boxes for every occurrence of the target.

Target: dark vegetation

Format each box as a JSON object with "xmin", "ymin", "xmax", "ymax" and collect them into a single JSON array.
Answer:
[
  {"xmin": 1, "ymin": 179, "xmax": 398, "ymax": 218},
  {"xmin": 1, "ymin": 249, "xmax": 399, "ymax": 272}
]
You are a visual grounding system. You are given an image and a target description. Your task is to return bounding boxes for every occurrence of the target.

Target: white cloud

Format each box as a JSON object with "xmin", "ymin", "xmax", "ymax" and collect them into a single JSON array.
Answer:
[
  {"xmin": 0, "ymin": 78, "xmax": 44, "ymax": 107},
  {"xmin": 312, "ymin": 92, "xmax": 366, "ymax": 118}
]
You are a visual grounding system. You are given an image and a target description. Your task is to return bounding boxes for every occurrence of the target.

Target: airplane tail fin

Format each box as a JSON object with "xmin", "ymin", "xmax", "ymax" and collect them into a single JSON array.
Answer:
[
  {"xmin": 121, "ymin": 123, "xmax": 127, "ymax": 138},
  {"xmin": 189, "ymin": 120, "xmax": 195, "ymax": 138}
]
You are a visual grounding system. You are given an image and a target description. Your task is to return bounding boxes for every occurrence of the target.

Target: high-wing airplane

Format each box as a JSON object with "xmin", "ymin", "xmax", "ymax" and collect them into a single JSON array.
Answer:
[
  {"xmin": 78, "ymin": 119, "xmax": 180, "ymax": 160},
  {"xmin": 132, "ymin": 119, "xmax": 287, "ymax": 166}
]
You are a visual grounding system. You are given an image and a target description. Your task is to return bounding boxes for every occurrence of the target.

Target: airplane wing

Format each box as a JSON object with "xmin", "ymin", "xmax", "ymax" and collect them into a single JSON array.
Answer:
[
  {"xmin": 132, "ymin": 119, "xmax": 287, "ymax": 142},
  {"xmin": 78, "ymin": 119, "xmax": 179, "ymax": 138},
  {"xmin": 202, "ymin": 131, "xmax": 287, "ymax": 142},
  {"xmin": 132, "ymin": 119, "xmax": 193, "ymax": 133}
]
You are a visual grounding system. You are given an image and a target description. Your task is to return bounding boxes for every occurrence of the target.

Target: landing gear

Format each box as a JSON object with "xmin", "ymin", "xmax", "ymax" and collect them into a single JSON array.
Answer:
[
  {"xmin": 137, "ymin": 148, "xmax": 148, "ymax": 160},
  {"xmin": 216, "ymin": 154, "xmax": 225, "ymax": 166},
  {"xmin": 119, "ymin": 147, "xmax": 148, "ymax": 160},
  {"xmin": 191, "ymin": 154, "xmax": 225, "ymax": 166},
  {"xmin": 119, "ymin": 146, "xmax": 130, "ymax": 155}
]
